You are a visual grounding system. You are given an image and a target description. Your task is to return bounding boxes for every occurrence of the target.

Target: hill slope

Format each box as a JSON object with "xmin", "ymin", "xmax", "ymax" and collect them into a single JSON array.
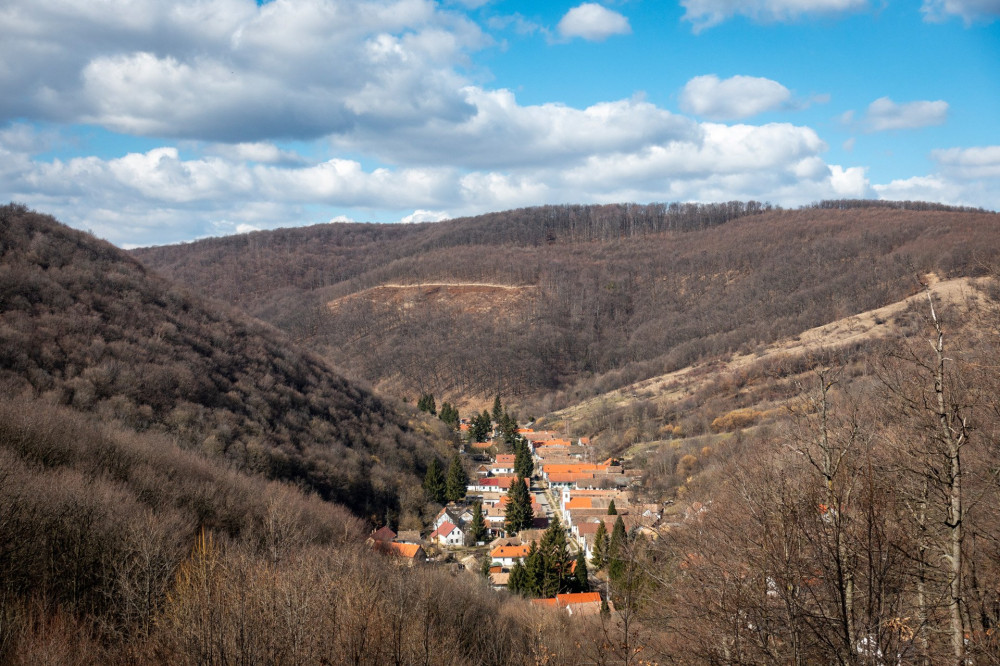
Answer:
[
  {"xmin": 0, "ymin": 204, "xmax": 447, "ymax": 521},
  {"xmin": 133, "ymin": 202, "xmax": 1000, "ymax": 408}
]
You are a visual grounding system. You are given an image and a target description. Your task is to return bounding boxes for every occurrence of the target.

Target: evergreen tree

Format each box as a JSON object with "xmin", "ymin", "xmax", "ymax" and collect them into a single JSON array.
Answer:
[
  {"xmin": 445, "ymin": 455, "xmax": 468, "ymax": 502},
  {"xmin": 504, "ymin": 476, "xmax": 533, "ymax": 536},
  {"xmin": 492, "ymin": 394, "xmax": 504, "ymax": 422},
  {"xmin": 438, "ymin": 402, "xmax": 459, "ymax": 429},
  {"xmin": 607, "ymin": 499, "xmax": 617, "ymax": 515},
  {"xmin": 514, "ymin": 437, "xmax": 534, "ymax": 479},
  {"xmin": 523, "ymin": 542, "xmax": 543, "ymax": 597},
  {"xmin": 422, "ymin": 458, "xmax": 446, "ymax": 503},
  {"xmin": 470, "ymin": 411, "xmax": 491, "ymax": 443},
  {"xmin": 590, "ymin": 521, "xmax": 609, "ymax": 570},
  {"xmin": 470, "ymin": 501, "xmax": 487, "ymax": 544},
  {"xmin": 538, "ymin": 516, "xmax": 570, "ymax": 598},
  {"xmin": 499, "ymin": 412, "xmax": 519, "ymax": 444},
  {"xmin": 481, "ymin": 552, "xmax": 492, "ymax": 578},
  {"xmin": 608, "ymin": 516, "xmax": 628, "ymax": 581},
  {"xmin": 508, "ymin": 560, "xmax": 526, "ymax": 594},
  {"xmin": 574, "ymin": 549, "xmax": 590, "ymax": 592},
  {"xmin": 417, "ymin": 393, "xmax": 436, "ymax": 415}
]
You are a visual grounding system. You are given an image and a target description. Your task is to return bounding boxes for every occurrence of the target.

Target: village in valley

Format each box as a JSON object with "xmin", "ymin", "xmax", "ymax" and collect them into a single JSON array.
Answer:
[{"xmin": 368, "ymin": 395, "xmax": 667, "ymax": 618}]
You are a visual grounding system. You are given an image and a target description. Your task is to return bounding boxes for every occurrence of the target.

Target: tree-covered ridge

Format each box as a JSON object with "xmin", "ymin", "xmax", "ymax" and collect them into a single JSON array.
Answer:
[
  {"xmin": 0, "ymin": 204, "xmax": 447, "ymax": 520},
  {"xmin": 133, "ymin": 202, "xmax": 1000, "ymax": 404}
]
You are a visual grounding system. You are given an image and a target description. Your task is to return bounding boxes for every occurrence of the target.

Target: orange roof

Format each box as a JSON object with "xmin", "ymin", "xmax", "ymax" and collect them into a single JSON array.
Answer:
[
  {"xmin": 536, "ymin": 438, "xmax": 573, "ymax": 447},
  {"xmin": 491, "ymin": 545, "xmax": 531, "ymax": 559},
  {"xmin": 556, "ymin": 592, "xmax": 602, "ymax": 606},
  {"xmin": 531, "ymin": 598, "xmax": 558, "ymax": 607},
  {"xmin": 543, "ymin": 463, "xmax": 609, "ymax": 474},
  {"xmin": 517, "ymin": 428, "xmax": 534, "ymax": 434},
  {"xmin": 376, "ymin": 542, "xmax": 423, "ymax": 558},
  {"xmin": 548, "ymin": 472, "xmax": 596, "ymax": 484},
  {"xmin": 471, "ymin": 441, "xmax": 493, "ymax": 449},
  {"xmin": 495, "ymin": 454, "xmax": 516, "ymax": 464},
  {"xmin": 565, "ymin": 497, "xmax": 593, "ymax": 509},
  {"xmin": 459, "ymin": 424, "xmax": 470, "ymax": 431}
]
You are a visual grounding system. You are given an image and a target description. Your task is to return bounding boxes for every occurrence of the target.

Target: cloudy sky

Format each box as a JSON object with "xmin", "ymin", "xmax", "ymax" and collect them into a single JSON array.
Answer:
[{"xmin": 1, "ymin": 0, "xmax": 998, "ymax": 247}]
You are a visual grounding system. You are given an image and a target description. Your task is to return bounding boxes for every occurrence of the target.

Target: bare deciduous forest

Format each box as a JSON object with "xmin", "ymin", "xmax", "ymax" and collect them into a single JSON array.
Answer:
[
  {"xmin": 134, "ymin": 201, "xmax": 1000, "ymax": 409},
  {"xmin": 5, "ymin": 201, "xmax": 1000, "ymax": 664}
]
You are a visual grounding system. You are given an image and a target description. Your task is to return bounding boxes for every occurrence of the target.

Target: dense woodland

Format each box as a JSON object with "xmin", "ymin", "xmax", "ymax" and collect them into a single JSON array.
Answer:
[
  {"xmin": 134, "ymin": 202, "xmax": 1000, "ymax": 408},
  {"xmin": 0, "ymin": 204, "xmax": 451, "ymax": 522}
]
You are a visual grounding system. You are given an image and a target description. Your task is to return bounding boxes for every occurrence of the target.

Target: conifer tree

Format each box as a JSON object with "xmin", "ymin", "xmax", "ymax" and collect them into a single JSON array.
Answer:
[
  {"xmin": 481, "ymin": 552, "xmax": 492, "ymax": 578},
  {"xmin": 470, "ymin": 501, "xmax": 487, "ymax": 544},
  {"xmin": 438, "ymin": 402, "xmax": 459, "ymax": 428},
  {"xmin": 514, "ymin": 437, "xmax": 534, "ymax": 479},
  {"xmin": 607, "ymin": 499, "xmax": 617, "ymax": 515},
  {"xmin": 492, "ymin": 394, "xmax": 504, "ymax": 422},
  {"xmin": 574, "ymin": 549, "xmax": 590, "ymax": 592},
  {"xmin": 590, "ymin": 521, "xmax": 609, "ymax": 570},
  {"xmin": 445, "ymin": 454, "xmax": 468, "ymax": 502},
  {"xmin": 508, "ymin": 560, "xmax": 526, "ymax": 594},
  {"xmin": 523, "ymin": 542, "xmax": 543, "ymax": 597},
  {"xmin": 422, "ymin": 458, "xmax": 446, "ymax": 503},
  {"xmin": 504, "ymin": 476, "xmax": 533, "ymax": 536},
  {"xmin": 538, "ymin": 516, "xmax": 570, "ymax": 598},
  {"xmin": 608, "ymin": 516, "xmax": 627, "ymax": 581}
]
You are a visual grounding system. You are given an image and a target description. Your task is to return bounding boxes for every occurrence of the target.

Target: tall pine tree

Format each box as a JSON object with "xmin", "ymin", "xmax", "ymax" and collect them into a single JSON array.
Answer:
[
  {"xmin": 492, "ymin": 394, "xmax": 503, "ymax": 422},
  {"xmin": 470, "ymin": 501, "xmax": 487, "ymax": 544},
  {"xmin": 590, "ymin": 521, "xmax": 609, "ymax": 570},
  {"xmin": 538, "ymin": 516, "xmax": 570, "ymax": 598},
  {"xmin": 574, "ymin": 550, "xmax": 590, "ymax": 592},
  {"xmin": 422, "ymin": 458, "xmax": 446, "ymax": 503},
  {"xmin": 504, "ymin": 476, "xmax": 533, "ymax": 536},
  {"xmin": 514, "ymin": 437, "xmax": 534, "ymax": 478},
  {"xmin": 445, "ymin": 455, "xmax": 468, "ymax": 502}
]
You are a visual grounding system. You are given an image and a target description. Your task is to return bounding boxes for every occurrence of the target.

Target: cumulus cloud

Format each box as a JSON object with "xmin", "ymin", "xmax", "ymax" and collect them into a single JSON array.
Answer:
[
  {"xmin": 921, "ymin": 0, "xmax": 1000, "ymax": 23},
  {"xmin": 861, "ymin": 97, "xmax": 949, "ymax": 132},
  {"xmin": 333, "ymin": 88, "xmax": 700, "ymax": 169},
  {"xmin": 874, "ymin": 145, "xmax": 1000, "ymax": 208},
  {"xmin": 557, "ymin": 3, "xmax": 631, "ymax": 41},
  {"xmin": 1, "ymin": 116, "xmax": 883, "ymax": 246},
  {"xmin": 931, "ymin": 145, "xmax": 1000, "ymax": 178},
  {"xmin": 680, "ymin": 75, "xmax": 793, "ymax": 120},
  {"xmin": 0, "ymin": 0, "xmax": 485, "ymax": 142},
  {"xmin": 204, "ymin": 142, "xmax": 308, "ymax": 165},
  {"xmin": 681, "ymin": 0, "xmax": 868, "ymax": 31}
]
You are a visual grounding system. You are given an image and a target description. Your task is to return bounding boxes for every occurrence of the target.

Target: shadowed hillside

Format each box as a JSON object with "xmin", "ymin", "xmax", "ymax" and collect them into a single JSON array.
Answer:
[
  {"xmin": 0, "ymin": 204, "xmax": 450, "ymax": 521},
  {"xmin": 133, "ymin": 201, "xmax": 1000, "ymax": 407}
]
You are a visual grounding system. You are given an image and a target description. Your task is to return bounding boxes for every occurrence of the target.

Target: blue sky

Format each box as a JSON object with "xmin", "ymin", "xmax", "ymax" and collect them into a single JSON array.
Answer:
[{"xmin": 1, "ymin": 0, "xmax": 997, "ymax": 247}]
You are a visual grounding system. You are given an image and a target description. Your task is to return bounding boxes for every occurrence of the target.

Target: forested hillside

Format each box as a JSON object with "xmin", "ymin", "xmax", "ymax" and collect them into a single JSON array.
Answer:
[
  {"xmin": 0, "ymin": 204, "xmax": 449, "ymax": 521},
  {"xmin": 134, "ymin": 201, "xmax": 1000, "ymax": 408}
]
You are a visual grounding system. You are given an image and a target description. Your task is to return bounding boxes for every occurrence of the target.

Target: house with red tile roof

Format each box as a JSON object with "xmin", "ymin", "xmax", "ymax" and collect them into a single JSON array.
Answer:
[{"xmin": 429, "ymin": 520, "xmax": 465, "ymax": 547}]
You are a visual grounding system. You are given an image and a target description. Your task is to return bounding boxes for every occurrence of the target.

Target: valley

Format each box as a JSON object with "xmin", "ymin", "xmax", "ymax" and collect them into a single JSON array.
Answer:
[{"xmin": 4, "ymin": 201, "xmax": 1000, "ymax": 663}]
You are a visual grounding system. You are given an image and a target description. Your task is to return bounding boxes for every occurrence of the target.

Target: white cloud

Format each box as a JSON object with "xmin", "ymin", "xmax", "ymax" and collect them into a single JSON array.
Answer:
[
  {"xmin": 680, "ymin": 75, "xmax": 793, "ymax": 120},
  {"xmin": 399, "ymin": 209, "xmax": 450, "ymax": 223},
  {"xmin": 681, "ymin": 0, "xmax": 868, "ymax": 31},
  {"xmin": 557, "ymin": 3, "xmax": 631, "ymax": 41},
  {"xmin": 874, "ymin": 145, "xmax": 1000, "ymax": 208},
  {"xmin": 204, "ymin": 142, "xmax": 308, "ymax": 165},
  {"xmin": 931, "ymin": 145, "xmax": 1000, "ymax": 178},
  {"xmin": 0, "ymin": 0, "xmax": 486, "ymax": 142},
  {"xmin": 921, "ymin": 0, "xmax": 1000, "ymax": 23},
  {"xmin": 862, "ymin": 97, "xmax": 949, "ymax": 132},
  {"xmin": 333, "ymin": 88, "xmax": 699, "ymax": 169}
]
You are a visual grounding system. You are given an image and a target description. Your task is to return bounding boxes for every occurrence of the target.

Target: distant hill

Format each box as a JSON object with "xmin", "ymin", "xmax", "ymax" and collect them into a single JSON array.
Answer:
[
  {"xmin": 0, "ymin": 203, "xmax": 448, "ymax": 522},
  {"xmin": 133, "ymin": 201, "xmax": 1000, "ymax": 410}
]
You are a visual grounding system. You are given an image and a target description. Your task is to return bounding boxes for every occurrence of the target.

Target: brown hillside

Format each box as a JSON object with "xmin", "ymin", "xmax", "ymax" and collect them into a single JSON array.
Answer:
[{"xmin": 133, "ymin": 202, "xmax": 1000, "ymax": 407}]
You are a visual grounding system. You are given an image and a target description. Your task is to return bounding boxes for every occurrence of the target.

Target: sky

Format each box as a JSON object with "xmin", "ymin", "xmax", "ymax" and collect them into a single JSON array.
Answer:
[{"xmin": 1, "ymin": 0, "xmax": 998, "ymax": 247}]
